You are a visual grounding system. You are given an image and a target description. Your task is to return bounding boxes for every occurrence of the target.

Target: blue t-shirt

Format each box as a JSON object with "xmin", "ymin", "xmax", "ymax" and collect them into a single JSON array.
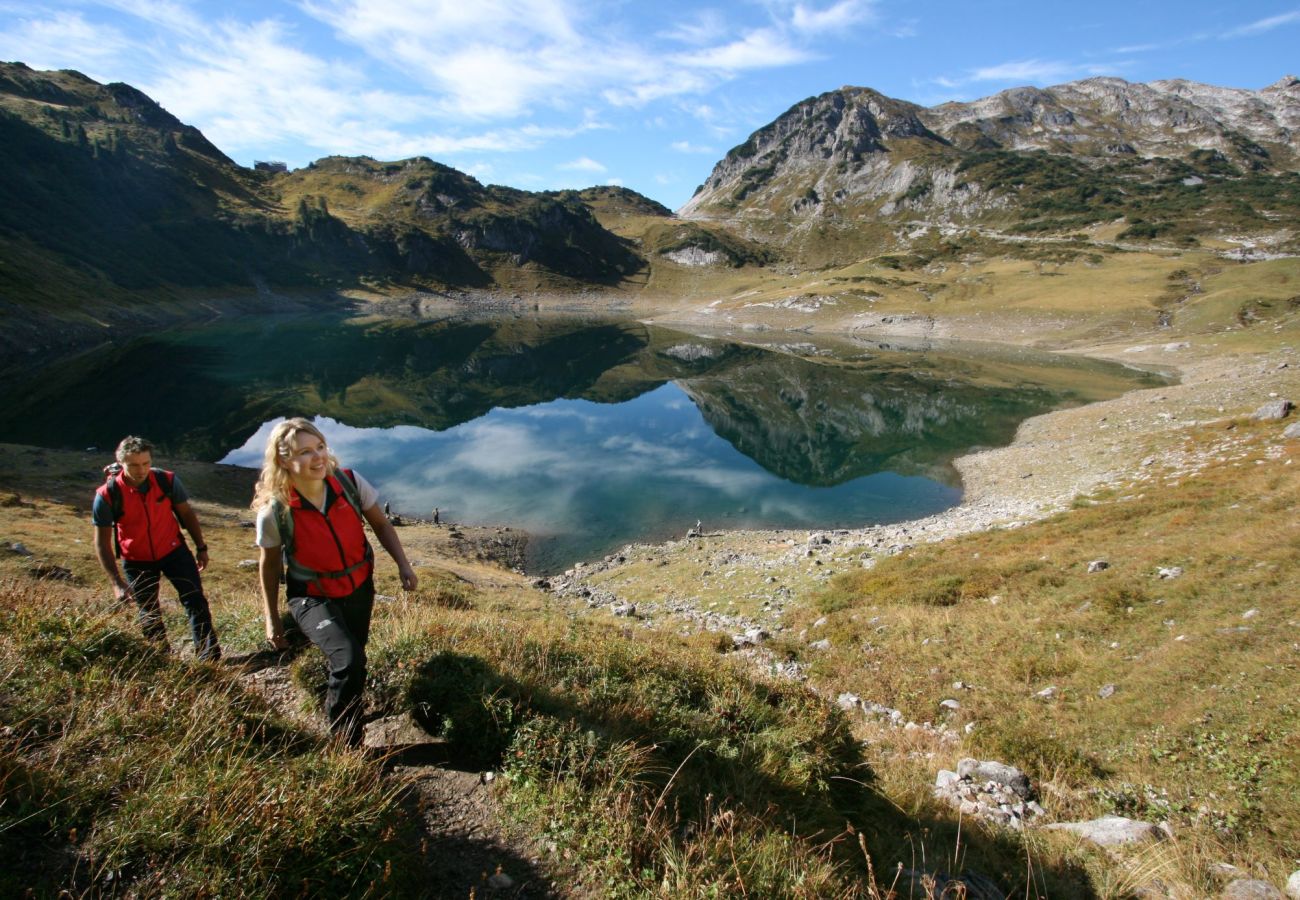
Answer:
[{"xmin": 91, "ymin": 474, "xmax": 190, "ymax": 527}]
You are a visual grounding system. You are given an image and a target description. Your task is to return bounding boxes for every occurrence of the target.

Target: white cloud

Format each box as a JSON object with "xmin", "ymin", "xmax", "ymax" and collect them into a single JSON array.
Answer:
[
  {"xmin": 674, "ymin": 27, "xmax": 812, "ymax": 71},
  {"xmin": 671, "ymin": 140, "xmax": 716, "ymax": 154},
  {"xmin": 791, "ymin": 0, "xmax": 876, "ymax": 34},
  {"xmin": 1223, "ymin": 9, "xmax": 1300, "ymax": 38},
  {"xmin": 92, "ymin": 0, "xmax": 207, "ymax": 36},
  {"xmin": 969, "ymin": 59, "xmax": 1080, "ymax": 84},
  {"xmin": 0, "ymin": 11, "xmax": 133, "ymax": 74},
  {"xmin": 559, "ymin": 156, "xmax": 606, "ymax": 172},
  {"xmin": 659, "ymin": 9, "xmax": 729, "ymax": 46}
]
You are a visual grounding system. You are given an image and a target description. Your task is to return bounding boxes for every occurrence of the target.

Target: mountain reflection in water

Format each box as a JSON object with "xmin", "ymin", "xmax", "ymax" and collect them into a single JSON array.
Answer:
[{"xmin": 0, "ymin": 313, "xmax": 1167, "ymax": 571}]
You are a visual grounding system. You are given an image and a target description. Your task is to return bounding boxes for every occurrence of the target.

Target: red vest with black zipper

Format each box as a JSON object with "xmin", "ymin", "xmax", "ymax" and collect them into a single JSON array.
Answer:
[
  {"xmin": 98, "ymin": 471, "xmax": 183, "ymax": 562},
  {"xmin": 285, "ymin": 473, "xmax": 374, "ymax": 598}
]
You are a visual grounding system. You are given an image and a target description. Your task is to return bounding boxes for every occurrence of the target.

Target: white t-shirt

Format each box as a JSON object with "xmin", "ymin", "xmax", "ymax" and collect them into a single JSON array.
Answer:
[{"xmin": 255, "ymin": 471, "xmax": 380, "ymax": 549}]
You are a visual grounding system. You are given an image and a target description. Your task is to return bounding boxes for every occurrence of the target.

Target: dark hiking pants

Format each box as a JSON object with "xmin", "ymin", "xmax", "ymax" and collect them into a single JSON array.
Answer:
[
  {"xmin": 124, "ymin": 546, "xmax": 221, "ymax": 661},
  {"xmin": 288, "ymin": 579, "xmax": 376, "ymax": 745}
]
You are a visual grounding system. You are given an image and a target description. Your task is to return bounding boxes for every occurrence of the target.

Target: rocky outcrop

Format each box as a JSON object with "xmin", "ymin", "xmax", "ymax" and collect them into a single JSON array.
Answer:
[{"xmin": 681, "ymin": 74, "xmax": 1300, "ymax": 242}]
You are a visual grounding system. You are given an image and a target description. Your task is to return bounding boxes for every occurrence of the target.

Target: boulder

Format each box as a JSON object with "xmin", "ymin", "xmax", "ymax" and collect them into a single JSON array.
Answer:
[
  {"xmin": 956, "ymin": 758, "xmax": 1033, "ymax": 799},
  {"xmin": 1222, "ymin": 880, "xmax": 1284, "ymax": 900},
  {"xmin": 362, "ymin": 712, "xmax": 443, "ymax": 749},
  {"xmin": 1042, "ymin": 815, "xmax": 1166, "ymax": 847},
  {"xmin": 1251, "ymin": 399, "xmax": 1293, "ymax": 420},
  {"xmin": 1284, "ymin": 422, "xmax": 1300, "ymax": 439}
]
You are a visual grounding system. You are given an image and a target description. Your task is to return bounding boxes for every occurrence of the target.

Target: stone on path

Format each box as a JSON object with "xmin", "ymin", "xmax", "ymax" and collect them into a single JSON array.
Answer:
[{"xmin": 363, "ymin": 712, "xmax": 443, "ymax": 749}]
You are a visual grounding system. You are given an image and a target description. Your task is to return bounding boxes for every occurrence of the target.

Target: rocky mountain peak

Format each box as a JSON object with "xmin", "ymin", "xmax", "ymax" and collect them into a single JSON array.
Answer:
[
  {"xmin": 682, "ymin": 74, "xmax": 1300, "ymax": 223},
  {"xmin": 1264, "ymin": 74, "xmax": 1300, "ymax": 94},
  {"xmin": 680, "ymin": 87, "xmax": 943, "ymax": 217}
]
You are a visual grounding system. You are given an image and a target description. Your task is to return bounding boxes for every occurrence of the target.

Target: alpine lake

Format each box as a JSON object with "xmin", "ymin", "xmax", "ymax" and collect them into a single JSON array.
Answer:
[{"xmin": 0, "ymin": 312, "xmax": 1169, "ymax": 573}]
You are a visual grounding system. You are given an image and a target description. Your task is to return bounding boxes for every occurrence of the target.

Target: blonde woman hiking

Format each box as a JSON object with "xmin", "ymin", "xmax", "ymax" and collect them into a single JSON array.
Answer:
[{"xmin": 253, "ymin": 418, "xmax": 418, "ymax": 746}]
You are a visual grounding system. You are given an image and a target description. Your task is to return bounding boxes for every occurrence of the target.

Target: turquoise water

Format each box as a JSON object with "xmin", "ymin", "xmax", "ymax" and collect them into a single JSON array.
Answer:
[{"xmin": 0, "ymin": 313, "xmax": 1166, "ymax": 571}]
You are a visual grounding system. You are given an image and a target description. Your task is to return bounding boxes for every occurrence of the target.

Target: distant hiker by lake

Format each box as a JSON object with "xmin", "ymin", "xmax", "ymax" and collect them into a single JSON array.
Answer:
[
  {"xmin": 92, "ymin": 435, "xmax": 222, "ymax": 661},
  {"xmin": 252, "ymin": 417, "xmax": 418, "ymax": 747}
]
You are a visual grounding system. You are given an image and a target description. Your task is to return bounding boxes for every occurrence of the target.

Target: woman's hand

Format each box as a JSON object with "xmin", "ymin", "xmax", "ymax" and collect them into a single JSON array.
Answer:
[{"xmin": 265, "ymin": 624, "xmax": 290, "ymax": 651}]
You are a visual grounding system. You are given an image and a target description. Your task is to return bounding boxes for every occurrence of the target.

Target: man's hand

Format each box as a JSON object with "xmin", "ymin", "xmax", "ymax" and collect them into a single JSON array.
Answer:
[
  {"xmin": 112, "ymin": 581, "xmax": 134, "ymax": 606},
  {"xmin": 195, "ymin": 547, "xmax": 209, "ymax": 572}
]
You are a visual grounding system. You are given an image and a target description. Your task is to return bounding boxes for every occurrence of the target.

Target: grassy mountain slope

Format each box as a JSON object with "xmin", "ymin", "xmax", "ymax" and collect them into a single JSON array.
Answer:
[{"xmin": 0, "ymin": 62, "xmax": 657, "ymax": 364}]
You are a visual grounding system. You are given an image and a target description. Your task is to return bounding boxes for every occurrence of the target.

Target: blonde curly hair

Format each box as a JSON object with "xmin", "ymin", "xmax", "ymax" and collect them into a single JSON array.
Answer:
[{"xmin": 251, "ymin": 418, "xmax": 340, "ymax": 510}]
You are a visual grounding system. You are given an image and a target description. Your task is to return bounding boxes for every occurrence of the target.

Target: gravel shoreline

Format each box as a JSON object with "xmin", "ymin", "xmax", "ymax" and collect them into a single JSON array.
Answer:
[{"xmin": 544, "ymin": 335, "xmax": 1299, "ymax": 628}]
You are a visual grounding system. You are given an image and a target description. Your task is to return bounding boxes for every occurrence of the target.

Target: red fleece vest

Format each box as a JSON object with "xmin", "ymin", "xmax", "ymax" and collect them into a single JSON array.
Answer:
[
  {"xmin": 287, "ymin": 474, "xmax": 374, "ymax": 597},
  {"xmin": 102, "ymin": 471, "xmax": 183, "ymax": 562}
]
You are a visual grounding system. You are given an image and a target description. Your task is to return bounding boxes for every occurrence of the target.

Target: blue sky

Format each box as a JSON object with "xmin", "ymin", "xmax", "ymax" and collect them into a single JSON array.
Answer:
[{"xmin": 2, "ymin": 1, "xmax": 1297, "ymax": 209}]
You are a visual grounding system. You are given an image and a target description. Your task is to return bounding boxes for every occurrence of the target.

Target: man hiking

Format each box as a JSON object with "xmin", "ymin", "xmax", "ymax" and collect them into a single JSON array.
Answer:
[{"xmin": 92, "ymin": 435, "xmax": 222, "ymax": 661}]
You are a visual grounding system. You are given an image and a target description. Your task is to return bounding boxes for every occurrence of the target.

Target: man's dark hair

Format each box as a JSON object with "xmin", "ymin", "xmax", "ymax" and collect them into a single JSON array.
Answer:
[{"xmin": 115, "ymin": 435, "xmax": 154, "ymax": 462}]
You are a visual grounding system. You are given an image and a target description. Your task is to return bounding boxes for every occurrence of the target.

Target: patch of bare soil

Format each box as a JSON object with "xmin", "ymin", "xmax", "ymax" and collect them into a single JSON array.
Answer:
[{"xmin": 228, "ymin": 649, "xmax": 562, "ymax": 898}]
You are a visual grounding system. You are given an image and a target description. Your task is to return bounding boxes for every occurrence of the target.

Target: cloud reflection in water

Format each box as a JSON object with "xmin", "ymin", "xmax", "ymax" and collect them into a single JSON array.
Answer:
[{"xmin": 223, "ymin": 382, "xmax": 959, "ymax": 572}]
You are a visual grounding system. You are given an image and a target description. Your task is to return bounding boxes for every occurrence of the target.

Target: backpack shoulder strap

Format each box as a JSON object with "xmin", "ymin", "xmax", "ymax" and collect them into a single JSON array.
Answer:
[
  {"xmin": 97, "ymin": 478, "xmax": 123, "ymax": 558},
  {"xmin": 152, "ymin": 468, "xmax": 175, "ymax": 498},
  {"xmin": 336, "ymin": 468, "xmax": 366, "ymax": 519},
  {"xmin": 101, "ymin": 478, "xmax": 123, "ymax": 521},
  {"xmin": 270, "ymin": 498, "xmax": 293, "ymax": 559}
]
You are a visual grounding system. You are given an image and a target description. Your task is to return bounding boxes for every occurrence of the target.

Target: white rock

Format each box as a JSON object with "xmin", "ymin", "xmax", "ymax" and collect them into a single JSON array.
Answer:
[
  {"xmin": 1042, "ymin": 815, "xmax": 1166, "ymax": 847},
  {"xmin": 1242, "ymin": 608, "xmax": 1260, "ymax": 620},
  {"xmin": 940, "ymin": 699, "xmax": 961, "ymax": 711},
  {"xmin": 1285, "ymin": 870, "xmax": 1300, "ymax": 899},
  {"xmin": 1036, "ymin": 686, "xmax": 1058, "ymax": 700},
  {"xmin": 1222, "ymin": 879, "xmax": 1284, "ymax": 900}
]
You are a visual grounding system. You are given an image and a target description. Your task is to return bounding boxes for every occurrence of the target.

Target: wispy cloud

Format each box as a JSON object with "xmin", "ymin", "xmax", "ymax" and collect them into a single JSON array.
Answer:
[
  {"xmin": 0, "ymin": 11, "xmax": 133, "ymax": 73},
  {"xmin": 671, "ymin": 140, "xmax": 717, "ymax": 154},
  {"xmin": 790, "ymin": 0, "xmax": 877, "ymax": 34},
  {"xmin": 969, "ymin": 59, "xmax": 1086, "ymax": 84},
  {"xmin": 930, "ymin": 56, "xmax": 1127, "ymax": 94},
  {"xmin": 1222, "ymin": 9, "xmax": 1300, "ymax": 38},
  {"xmin": 558, "ymin": 156, "xmax": 606, "ymax": 172}
]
